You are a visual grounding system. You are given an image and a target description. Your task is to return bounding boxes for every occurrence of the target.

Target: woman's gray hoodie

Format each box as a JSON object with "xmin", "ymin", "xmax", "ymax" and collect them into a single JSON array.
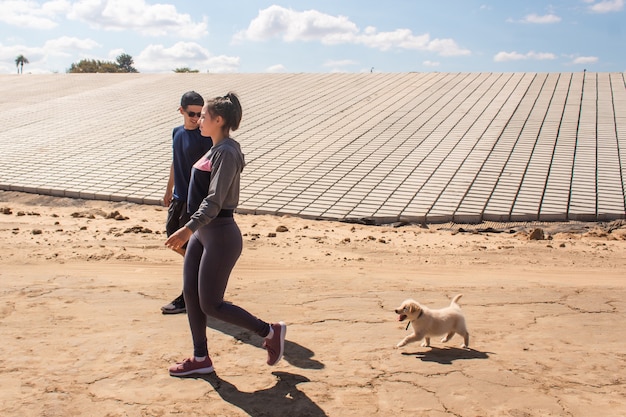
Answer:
[{"xmin": 185, "ymin": 137, "xmax": 245, "ymax": 232}]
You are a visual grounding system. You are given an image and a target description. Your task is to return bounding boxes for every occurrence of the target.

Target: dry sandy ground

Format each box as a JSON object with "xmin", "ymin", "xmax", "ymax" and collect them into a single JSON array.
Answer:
[{"xmin": 0, "ymin": 190, "xmax": 625, "ymax": 417}]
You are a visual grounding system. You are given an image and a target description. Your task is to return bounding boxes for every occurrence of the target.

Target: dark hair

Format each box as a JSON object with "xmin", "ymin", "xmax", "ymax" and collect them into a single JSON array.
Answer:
[
  {"xmin": 180, "ymin": 90, "xmax": 204, "ymax": 108},
  {"xmin": 205, "ymin": 92, "xmax": 242, "ymax": 133}
]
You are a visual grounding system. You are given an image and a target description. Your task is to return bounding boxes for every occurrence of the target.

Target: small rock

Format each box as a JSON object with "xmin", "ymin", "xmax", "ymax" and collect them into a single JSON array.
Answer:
[
  {"xmin": 528, "ymin": 228, "xmax": 545, "ymax": 240},
  {"xmin": 124, "ymin": 226, "xmax": 153, "ymax": 234},
  {"xmin": 106, "ymin": 210, "xmax": 129, "ymax": 220},
  {"xmin": 276, "ymin": 225, "xmax": 289, "ymax": 233}
]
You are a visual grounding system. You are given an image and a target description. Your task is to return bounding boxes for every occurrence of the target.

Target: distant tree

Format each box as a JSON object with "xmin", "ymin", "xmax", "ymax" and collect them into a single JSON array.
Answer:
[
  {"xmin": 67, "ymin": 54, "xmax": 139, "ymax": 73},
  {"xmin": 15, "ymin": 54, "xmax": 29, "ymax": 74},
  {"xmin": 116, "ymin": 53, "xmax": 138, "ymax": 73},
  {"xmin": 67, "ymin": 59, "xmax": 120, "ymax": 73},
  {"xmin": 173, "ymin": 67, "xmax": 200, "ymax": 73}
]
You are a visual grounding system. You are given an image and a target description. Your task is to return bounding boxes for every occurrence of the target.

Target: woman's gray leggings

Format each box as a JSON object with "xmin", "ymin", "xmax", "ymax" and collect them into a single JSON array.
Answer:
[{"xmin": 183, "ymin": 217, "xmax": 270, "ymax": 357}]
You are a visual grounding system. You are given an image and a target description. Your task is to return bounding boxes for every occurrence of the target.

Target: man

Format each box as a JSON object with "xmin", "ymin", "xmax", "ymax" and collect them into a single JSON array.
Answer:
[{"xmin": 161, "ymin": 91, "xmax": 212, "ymax": 314}]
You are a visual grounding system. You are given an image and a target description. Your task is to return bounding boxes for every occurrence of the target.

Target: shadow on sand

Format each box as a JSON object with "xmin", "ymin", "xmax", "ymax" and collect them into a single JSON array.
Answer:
[
  {"xmin": 195, "ymin": 371, "xmax": 328, "ymax": 417},
  {"xmin": 402, "ymin": 347, "xmax": 491, "ymax": 365},
  {"xmin": 206, "ymin": 316, "xmax": 324, "ymax": 370}
]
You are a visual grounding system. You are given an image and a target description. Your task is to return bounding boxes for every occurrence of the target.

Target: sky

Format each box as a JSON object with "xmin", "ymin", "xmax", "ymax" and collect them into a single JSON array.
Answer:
[{"xmin": 0, "ymin": 0, "xmax": 624, "ymax": 74}]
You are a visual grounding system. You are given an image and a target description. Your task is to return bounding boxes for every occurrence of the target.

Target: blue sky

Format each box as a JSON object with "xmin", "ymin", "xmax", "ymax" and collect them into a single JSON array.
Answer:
[{"xmin": 0, "ymin": 0, "xmax": 624, "ymax": 74}]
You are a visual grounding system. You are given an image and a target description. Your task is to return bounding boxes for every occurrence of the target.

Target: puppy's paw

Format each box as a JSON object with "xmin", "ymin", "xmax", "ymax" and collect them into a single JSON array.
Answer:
[
  {"xmin": 396, "ymin": 341, "xmax": 406, "ymax": 348},
  {"xmin": 420, "ymin": 341, "xmax": 430, "ymax": 347},
  {"xmin": 460, "ymin": 343, "xmax": 468, "ymax": 349}
]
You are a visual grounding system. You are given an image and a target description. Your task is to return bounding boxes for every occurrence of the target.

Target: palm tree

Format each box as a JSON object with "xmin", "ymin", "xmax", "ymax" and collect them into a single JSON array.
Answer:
[{"xmin": 15, "ymin": 55, "xmax": 29, "ymax": 74}]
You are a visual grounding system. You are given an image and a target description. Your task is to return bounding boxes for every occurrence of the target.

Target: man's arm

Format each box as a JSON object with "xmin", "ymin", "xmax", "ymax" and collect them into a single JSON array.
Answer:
[{"xmin": 163, "ymin": 162, "xmax": 174, "ymax": 207}]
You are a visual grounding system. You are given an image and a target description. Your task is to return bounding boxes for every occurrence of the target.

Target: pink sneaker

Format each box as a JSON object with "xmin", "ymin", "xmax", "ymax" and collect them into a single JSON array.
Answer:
[
  {"xmin": 169, "ymin": 356, "xmax": 214, "ymax": 377},
  {"xmin": 263, "ymin": 322, "xmax": 286, "ymax": 366}
]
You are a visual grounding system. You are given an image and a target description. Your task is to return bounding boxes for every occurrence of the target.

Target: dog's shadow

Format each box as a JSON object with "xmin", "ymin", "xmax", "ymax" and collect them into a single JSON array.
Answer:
[
  {"xmin": 195, "ymin": 371, "xmax": 328, "ymax": 417},
  {"xmin": 206, "ymin": 317, "xmax": 324, "ymax": 370},
  {"xmin": 402, "ymin": 347, "xmax": 491, "ymax": 364}
]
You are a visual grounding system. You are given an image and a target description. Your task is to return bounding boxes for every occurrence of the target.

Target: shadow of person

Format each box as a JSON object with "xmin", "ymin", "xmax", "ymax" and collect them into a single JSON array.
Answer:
[
  {"xmin": 206, "ymin": 316, "xmax": 324, "ymax": 370},
  {"xmin": 196, "ymin": 371, "xmax": 328, "ymax": 417},
  {"xmin": 402, "ymin": 347, "xmax": 491, "ymax": 365}
]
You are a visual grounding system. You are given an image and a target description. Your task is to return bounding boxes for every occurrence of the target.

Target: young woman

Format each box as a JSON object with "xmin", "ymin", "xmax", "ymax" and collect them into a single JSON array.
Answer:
[{"xmin": 165, "ymin": 92, "xmax": 286, "ymax": 376}]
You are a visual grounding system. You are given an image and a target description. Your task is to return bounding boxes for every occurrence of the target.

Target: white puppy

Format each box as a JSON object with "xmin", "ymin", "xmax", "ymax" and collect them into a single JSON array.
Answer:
[{"xmin": 394, "ymin": 294, "xmax": 469, "ymax": 349}]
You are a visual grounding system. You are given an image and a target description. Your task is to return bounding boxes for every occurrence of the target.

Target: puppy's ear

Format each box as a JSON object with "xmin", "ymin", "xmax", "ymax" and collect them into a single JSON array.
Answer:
[{"xmin": 408, "ymin": 303, "xmax": 417, "ymax": 313}]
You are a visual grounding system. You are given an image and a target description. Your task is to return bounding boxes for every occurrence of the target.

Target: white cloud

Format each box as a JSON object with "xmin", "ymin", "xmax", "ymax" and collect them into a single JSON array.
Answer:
[
  {"xmin": 235, "ymin": 6, "xmax": 470, "ymax": 57},
  {"xmin": 521, "ymin": 13, "xmax": 562, "ymax": 24},
  {"xmin": 0, "ymin": 0, "xmax": 70, "ymax": 29},
  {"xmin": 494, "ymin": 51, "xmax": 556, "ymax": 62},
  {"xmin": 423, "ymin": 60, "xmax": 440, "ymax": 67},
  {"xmin": 572, "ymin": 56, "xmax": 599, "ymax": 64},
  {"xmin": 588, "ymin": 0, "xmax": 624, "ymax": 13},
  {"xmin": 234, "ymin": 5, "xmax": 358, "ymax": 42},
  {"xmin": 1, "ymin": 35, "xmax": 101, "ymax": 73},
  {"xmin": 323, "ymin": 59, "xmax": 358, "ymax": 73},
  {"xmin": 266, "ymin": 64, "xmax": 286, "ymax": 73},
  {"xmin": 67, "ymin": 0, "xmax": 208, "ymax": 37},
  {"xmin": 44, "ymin": 36, "xmax": 101, "ymax": 55},
  {"xmin": 323, "ymin": 59, "xmax": 358, "ymax": 68},
  {"xmin": 347, "ymin": 27, "xmax": 424, "ymax": 50},
  {"xmin": 107, "ymin": 48, "xmax": 125, "ymax": 61},
  {"xmin": 0, "ymin": 42, "xmax": 44, "ymax": 64},
  {"xmin": 204, "ymin": 55, "xmax": 240, "ymax": 74},
  {"xmin": 135, "ymin": 42, "xmax": 239, "ymax": 73},
  {"xmin": 423, "ymin": 37, "xmax": 470, "ymax": 57}
]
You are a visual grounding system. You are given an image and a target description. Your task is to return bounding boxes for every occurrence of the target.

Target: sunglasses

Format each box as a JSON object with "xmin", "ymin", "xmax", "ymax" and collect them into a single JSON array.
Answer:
[{"xmin": 185, "ymin": 111, "xmax": 202, "ymax": 118}]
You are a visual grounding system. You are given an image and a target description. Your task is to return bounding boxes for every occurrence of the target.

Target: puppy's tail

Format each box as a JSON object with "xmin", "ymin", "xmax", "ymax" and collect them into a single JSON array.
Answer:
[{"xmin": 451, "ymin": 294, "xmax": 463, "ymax": 306}]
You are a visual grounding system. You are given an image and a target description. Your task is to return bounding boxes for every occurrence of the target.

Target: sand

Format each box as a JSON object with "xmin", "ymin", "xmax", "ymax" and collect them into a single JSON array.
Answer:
[{"xmin": 1, "ymin": 190, "xmax": 625, "ymax": 417}]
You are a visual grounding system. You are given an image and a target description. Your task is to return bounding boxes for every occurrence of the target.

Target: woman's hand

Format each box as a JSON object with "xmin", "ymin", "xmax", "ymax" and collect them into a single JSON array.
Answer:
[{"xmin": 165, "ymin": 226, "xmax": 193, "ymax": 252}]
